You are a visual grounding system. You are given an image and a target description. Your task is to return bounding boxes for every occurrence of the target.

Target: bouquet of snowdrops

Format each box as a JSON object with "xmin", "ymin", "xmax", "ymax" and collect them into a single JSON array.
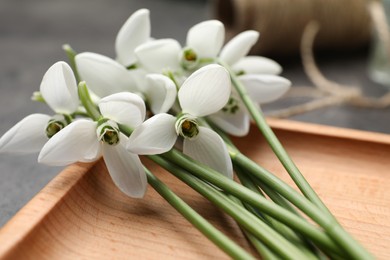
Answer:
[{"xmin": 0, "ymin": 9, "xmax": 372, "ymax": 259}]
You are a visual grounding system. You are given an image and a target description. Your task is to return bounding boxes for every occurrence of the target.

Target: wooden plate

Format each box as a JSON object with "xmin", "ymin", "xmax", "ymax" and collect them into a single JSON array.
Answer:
[{"xmin": 0, "ymin": 119, "xmax": 389, "ymax": 259}]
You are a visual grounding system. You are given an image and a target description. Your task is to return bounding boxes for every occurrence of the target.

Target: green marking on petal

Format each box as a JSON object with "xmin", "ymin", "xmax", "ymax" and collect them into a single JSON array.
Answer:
[{"xmin": 222, "ymin": 97, "xmax": 241, "ymax": 114}]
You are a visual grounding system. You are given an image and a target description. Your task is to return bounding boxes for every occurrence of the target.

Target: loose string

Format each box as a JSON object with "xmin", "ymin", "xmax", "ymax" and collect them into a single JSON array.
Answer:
[{"xmin": 268, "ymin": 4, "xmax": 390, "ymax": 118}]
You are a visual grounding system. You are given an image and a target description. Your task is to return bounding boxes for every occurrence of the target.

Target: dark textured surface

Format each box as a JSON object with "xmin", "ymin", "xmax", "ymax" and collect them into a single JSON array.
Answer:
[{"xmin": 0, "ymin": 0, "xmax": 389, "ymax": 227}]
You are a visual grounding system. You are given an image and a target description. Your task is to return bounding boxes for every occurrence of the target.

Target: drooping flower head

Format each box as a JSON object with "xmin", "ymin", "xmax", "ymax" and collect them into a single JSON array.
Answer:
[
  {"xmin": 38, "ymin": 92, "xmax": 147, "ymax": 198},
  {"xmin": 0, "ymin": 61, "xmax": 79, "ymax": 154},
  {"xmin": 75, "ymin": 52, "xmax": 177, "ymax": 114},
  {"xmin": 208, "ymin": 30, "xmax": 291, "ymax": 136}
]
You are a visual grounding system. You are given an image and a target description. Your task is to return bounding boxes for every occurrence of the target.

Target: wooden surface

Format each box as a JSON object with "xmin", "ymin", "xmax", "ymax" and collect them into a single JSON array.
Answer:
[{"xmin": 0, "ymin": 119, "xmax": 389, "ymax": 259}]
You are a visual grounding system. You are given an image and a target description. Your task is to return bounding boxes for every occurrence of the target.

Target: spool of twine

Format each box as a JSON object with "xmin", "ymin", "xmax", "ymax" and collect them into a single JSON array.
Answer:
[{"xmin": 213, "ymin": 0, "xmax": 373, "ymax": 55}]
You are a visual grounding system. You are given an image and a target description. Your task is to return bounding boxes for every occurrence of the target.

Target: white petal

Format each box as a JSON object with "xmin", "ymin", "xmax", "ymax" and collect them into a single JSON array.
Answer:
[
  {"xmin": 75, "ymin": 52, "xmax": 138, "ymax": 98},
  {"xmin": 0, "ymin": 114, "xmax": 50, "ymax": 154},
  {"xmin": 98, "ymin": 92, "xmax": 146, "ymax": 128},
  {"xmin": 186, "ymin": 20, "xmax": 224, "ymax": 59},
  {"xmin": 127, "ymin": 113, "xmax": 177, "ymax": 155},
  {"xmin": 232, "ymin": 56, "xmax": 282, "ymax": 75},
  {"xmin": 179, "ymin": 64, "xmax": 231, "ymax": 117},
  {"xmin": 103, "ymin": 133, "xmax": 147, "ymax": 198},
  {"xmin": 135, "ymin": 39, "xmax": 181, "ymax": 73},
  {"xmin": 184, "ymin": 127, "xmax": 233, "ymax": 179},
  {"xmin": 40, "ymin": 61, "xmax": 79, "ymax": 114},
  {"xmin": 219, "ymin": 30, "xmax": 259, "ymax": 65},
  {"xmin": 38, "ymin": 120, "xmax": 101, "ymax": 166},
  {"xmin": 115, "ymin": 9, "xmax": 151, "ymax": 66},
  {"xmin": 208, "ymin": 108, "xmax": 250, "ymax": 137},
  {"xmin": 239, "ymin": 74, "xmax": 291, "ymax": 104},
  {"xmin": 145, "ymin": 74, "xmax": 177, "ymax": 114},
  {"xmin": 129, "ymin": 68, "xmax": 148, "ymax": 93}
]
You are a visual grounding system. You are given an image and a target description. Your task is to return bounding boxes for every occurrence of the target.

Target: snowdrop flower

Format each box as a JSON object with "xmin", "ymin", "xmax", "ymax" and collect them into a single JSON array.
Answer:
[
  {"xmin": 76, "ymin": 52, "xmax": 177, "ymax": 114},
  {"xmin": 218, "ymin": 30, "xmax": 281, "ymax": 75},
  {"xmin": 134, "ymin": 20, "xmax": 224, "ymax": 73},
  {"xmin": 75, "ymin": 9, "xmax": 152, "ymax": 98},
  {"xmin": 0, "ymin": 61, "xmax": 78, "ymax": 154},
  {"xmin": 135, "ymin": 19, "xmax": 280, "ymax": 75},
  {"xmin": 38, "ymin": 92, "xmax": 147, "ymax": 198},
  {"xmin": 205, "ymin": 30, "xmax": 290, "ymax": 136},
  {"xmin": 115, "ymin": 9, "xmax": 151, "ymax": 67},
  {"xmin": 209, "ymin": 75, "xmax": 291, "ymax": 136},
  {"xmin": 127, "ymin": 64, "xmax": 233, "ymax": 179},
  {"xmin": 181, "ymin": 20, "xmax": 225, "ymax": 69},
  {"xmin": 185, "ymin": 22, "xmax": 281, "ymax": 74}
]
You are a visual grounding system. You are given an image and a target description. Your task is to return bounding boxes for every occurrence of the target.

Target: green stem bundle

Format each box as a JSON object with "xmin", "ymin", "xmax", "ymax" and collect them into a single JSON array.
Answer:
[
  {"xmin": 219, "ymin": 61, "xmax": 372, "ymax": 259},
  {"xmin": 145, "ymin": 167, "xmax": 254, "ymax": 260}
]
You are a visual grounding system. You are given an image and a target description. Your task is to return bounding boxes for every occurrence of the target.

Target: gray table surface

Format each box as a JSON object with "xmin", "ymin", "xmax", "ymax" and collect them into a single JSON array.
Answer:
[{"xmin": 0, "ymin": 0, "xmax": 389, "ymax": 227}]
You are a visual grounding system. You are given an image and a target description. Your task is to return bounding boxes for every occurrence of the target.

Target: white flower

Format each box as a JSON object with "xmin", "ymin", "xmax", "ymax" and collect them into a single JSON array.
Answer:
[
  {"xmin": 38, "ymin": 92, "xmax": 147, "ymax": 198},
  {"xmin": 0, "ymin": 61, "xmax": 78, "ymax": 154},
  {"xmin": 127, "ymin": 64, "xmax": 233, "ymax": 179},
  {"xmin": 205, "ymin": 30, "xmax": 289, "ymax": 136},
  {"xmin": 133, "ymin": 20, "xmax": 224, "ymax": 73},
  {"xmin": 186, "ymin": 20, "xmax": 225, "ymax": 60},
  {"xmin": 181, "ymin": 20, "xmax": 225, "ymax": 69},
  {"xmin": 209, "ymin": 75, "xmax": 291, "ymax": 136},
  {"xmin": 217, "ymin": 30, "xmax": 280, "ymax": 74},
  {"xmin": 115, "ymin": 9, "xmax": 151, "ymax": 67},
  {"xmin": 219, "ymin": 30, "xmax": 260, "ymax": 66},
  {"xmin": 75, "ymin": 52, "xmax": 177, "ymax": 114}
]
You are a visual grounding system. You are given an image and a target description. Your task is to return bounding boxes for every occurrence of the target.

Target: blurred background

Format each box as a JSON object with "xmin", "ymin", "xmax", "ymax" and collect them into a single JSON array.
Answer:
[{"xmin": 0, "ymin": 0, "xmax": 389, "ymax": 226}]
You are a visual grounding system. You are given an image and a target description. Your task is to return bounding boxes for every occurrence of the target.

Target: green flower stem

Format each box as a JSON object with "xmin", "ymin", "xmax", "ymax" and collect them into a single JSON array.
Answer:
[
  {"xmin": 234, "ymin": 166, "xmax": 329, "ymax": 259},
  {"xmin": 243, "ymin": 173, "xmax": 323, "ymax": 255},
  {"xmin": 144, "ymin": 168, "xmax": 254, "ymax": 260},
  {"xmin": 233, "ymin": 151, "xmax": 372, "ymax": 259},
  {"xmin": 210, "ymin": 121, "xmax": 335, "ymax": 255},
  {"xmin": 235, "ymin": 167, "xmax": 311, "ymax": 247},
  {"xmin": 155, "ymin": 151, "xmax": 341, "ymax": 255},
  {"xmin": 247, "ymin": 173, "xmax": 327, "ymax": 258},
  {"xmin": 149, "ymin": 155, "xmax": 310, "ymax": 260},
  {"xmin": 252, "ymin": 176, "xmax": 304, "ymax": 218},
  {"xmin": 62, "ymin": 44, "xmax": 80, "ymax": 83},
  {"xmin": 209, "ymin": 119, "xmax": 323, "ymax": 231},
  {"xmin": 242, "ymin": 231, "xmax": 280, "ymax": 260},
  {"xmin": 78, "ymin": 81, "xmax": 101, "ymax": 121},
  {"xmin": 219, "ymin": 60, "xmax": 329, "ymax": 210},
  {"xmin": 227, "ymin": 195, "xmax": 287, "ymax": 260}
]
